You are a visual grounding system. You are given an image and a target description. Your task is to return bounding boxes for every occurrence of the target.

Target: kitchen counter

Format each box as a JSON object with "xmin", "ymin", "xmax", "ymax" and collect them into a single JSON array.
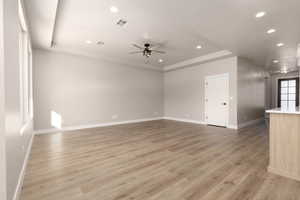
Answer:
[
  {"xmin": 266, "ymin": 107, "xmax": 300, "ymax": 114},
  {"xmin": 266, "ymin": 108, "xmax": 300, "ymax": 181}
]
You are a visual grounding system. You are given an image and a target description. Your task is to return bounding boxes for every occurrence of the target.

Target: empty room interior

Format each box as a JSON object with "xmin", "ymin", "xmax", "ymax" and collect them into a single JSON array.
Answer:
[{"xmin": 1, "ymin": 0, "xmax": 300, "ymax": 200}]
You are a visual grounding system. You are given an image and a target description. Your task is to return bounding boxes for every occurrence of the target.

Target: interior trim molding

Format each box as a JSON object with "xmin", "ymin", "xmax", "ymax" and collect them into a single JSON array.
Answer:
[
  {"xmin": 163, "ymin": 50, "xmax": 233, "ymax": 71},
  {"xmin": 163, "ymin": 117, "xmax": 206, "ymax": 125},
  {"xmin": 38, "ymin": 48, "xmax": 164, "ymax": 72},
  {"xmin": 13, "ymin": 133, "xmax": 34, "ymax": 200},
  {"xmin": 34, "ymin": 117, "xmax": 164, "ymax": 135},
  {"xmin": 164, "ymin": 117, "xmax": 240, "ymax": 130},
  {"xmin": 34, "ymin": 117, "xmax": 264, "ymax": 135},
  {"xmin": 36, "ymin": 49, "xmax": 233, "ymax": 73},
  {"xmin": 50, "ymin": 0, "xmax": 61, "ymax": 47},
  {"xmin": 238, "ymin": 118, "xmax": 265, "ymax": 129},
  {"xmin": 227, "ymin": 124, "xmax": 238, "ymax": 130}
]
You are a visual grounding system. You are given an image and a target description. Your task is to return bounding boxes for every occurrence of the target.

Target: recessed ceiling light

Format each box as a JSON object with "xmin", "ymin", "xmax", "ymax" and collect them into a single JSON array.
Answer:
[
  {"xmin": 273, "ymin": 60, "xmax": 279, "ymax": 63},
  {"xmin": 85, "ymin": 40, "xmax": 92, "ymax": 44},
  {"xmin": 196, "ymin": 45, "xmax": 202, "ymax": 49},
  {"xmin": 267, "ymin": 29, "xmax": 276, "ymax": 34},
  {"xmin": 158, "ymin": 59, "xmax": 163, "ymax": 63},
  {"xmin": 281, "ymin": 66, "xmax": 288, "ymax": 73},
  {"xmin": 277, "ymin": 43, "xmax": 284, "ymax": 47},
  {"xmin": 110, "ymin": 6, "xmax": 119, "ymax": 13},
  {"xmin": 255, "ymin": 11, "xmax": 266, "ymax": 18}
]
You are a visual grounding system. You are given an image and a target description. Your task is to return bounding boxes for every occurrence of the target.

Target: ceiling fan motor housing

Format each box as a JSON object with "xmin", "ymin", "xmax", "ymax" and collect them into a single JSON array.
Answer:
[
  {"xmin": 143, "ymin": 50, "xmax": 151, "ymax": 57},
  {"xmin": 143, "ymin": 44, "xmax": 152, "ymax": 57}
]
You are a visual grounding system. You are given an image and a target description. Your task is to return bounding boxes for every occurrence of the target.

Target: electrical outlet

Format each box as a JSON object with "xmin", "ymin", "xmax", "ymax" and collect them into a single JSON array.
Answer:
[
  {"xmin": 184, "ymin": 114, "xmax": 190, "ymax": 118},
  {"xmin": 112, "ymin": 114, "xmax": 119, "ymax": 120},
  {"xmin": 153, "ymin": 111, "xmax": 159, "ymax": 116}
]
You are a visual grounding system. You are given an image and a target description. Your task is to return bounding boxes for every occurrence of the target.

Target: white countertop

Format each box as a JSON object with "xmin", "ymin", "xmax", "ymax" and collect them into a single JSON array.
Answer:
[{"xmin": 266, "ymin": 107, "xmax": 300, "ymax": 115}]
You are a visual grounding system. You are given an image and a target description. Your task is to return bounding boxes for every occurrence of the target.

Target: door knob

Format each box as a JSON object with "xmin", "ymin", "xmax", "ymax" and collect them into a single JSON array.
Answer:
[{"xmin": 222, "ymin": 102, "xmax": 227, "ymax": 105}]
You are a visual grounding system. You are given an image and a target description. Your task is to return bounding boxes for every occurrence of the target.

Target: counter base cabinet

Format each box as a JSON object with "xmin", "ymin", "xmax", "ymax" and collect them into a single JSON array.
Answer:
[{"xmin": 268, "ymin": 113, "xmax": 300, "ymax": 181}]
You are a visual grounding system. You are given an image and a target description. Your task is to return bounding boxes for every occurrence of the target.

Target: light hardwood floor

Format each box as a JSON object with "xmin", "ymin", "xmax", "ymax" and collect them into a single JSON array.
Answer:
[{"xmin": 21, "ymin": 120, "xmax": 300, "ymax": 200}]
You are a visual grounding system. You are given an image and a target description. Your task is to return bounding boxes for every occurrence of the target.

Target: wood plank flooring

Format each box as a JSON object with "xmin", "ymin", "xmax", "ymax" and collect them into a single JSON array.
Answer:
[{"xmin": 21, "ymin": 120, "xmax": 300, "ymax": 200}]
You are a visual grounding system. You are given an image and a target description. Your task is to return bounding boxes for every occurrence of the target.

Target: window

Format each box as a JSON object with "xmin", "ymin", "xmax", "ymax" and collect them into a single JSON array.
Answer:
[{"xmin": 278, "ymin": 78, "xmax": 299, "ymax": 108}]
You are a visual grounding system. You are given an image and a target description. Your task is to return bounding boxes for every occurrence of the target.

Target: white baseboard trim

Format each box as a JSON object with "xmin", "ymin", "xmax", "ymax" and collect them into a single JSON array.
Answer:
[
  {"xmin": 164, "ymin": 117, "xmax": 240, "ymax": 130},
  {"xmin": 34, "ymin": 117, "xmax": 265, "ymax": 135},
  {"xmin": 227, "ymin": 125, "xmax": 238, "ymax": 130},
  {"xmin": 13, "ymin": 133, "xmax": 34, "ymax": 200},
  {"xmin": 163, "ymin": 117, "xmax": 206, "ymax": 125},
  {"xmin": 238, "ymin": 118, "xmax": 265, "ymax": 129},
  {"xmin": 34, "ymin": 117, "xmax": 164, "ymax": 135}
]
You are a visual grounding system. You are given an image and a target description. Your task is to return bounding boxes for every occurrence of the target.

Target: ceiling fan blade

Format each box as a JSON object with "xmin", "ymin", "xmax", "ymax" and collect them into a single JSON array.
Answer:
[
  {"xmin": 129, "ymin": 51, "xmax": 143, "ymax": 54},
  {"xmin": 149, "ymin": 43, "xmax": 162, "ymax": 50},
  {"xmin": 132, "ymin": 44, "xmax": 144, "ymax": 50},
  {"xmin": 152, "ymin": 50, "xmax": 166, "ymax": 54}
]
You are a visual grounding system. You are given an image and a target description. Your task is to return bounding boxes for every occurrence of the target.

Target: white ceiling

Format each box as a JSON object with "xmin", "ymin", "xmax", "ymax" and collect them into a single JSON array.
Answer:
[{"xmin": 25, "ymin": 0, "xmax": 300, "ymax": 71}]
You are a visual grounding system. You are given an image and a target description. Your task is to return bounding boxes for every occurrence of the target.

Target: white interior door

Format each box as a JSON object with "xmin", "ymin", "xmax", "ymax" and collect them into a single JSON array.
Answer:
[{"xmin": 205, "ymin": 74, "xmax": 229, "ymax": 127}]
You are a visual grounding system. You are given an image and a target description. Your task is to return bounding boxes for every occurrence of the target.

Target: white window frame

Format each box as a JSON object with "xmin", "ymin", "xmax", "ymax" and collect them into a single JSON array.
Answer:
[{"xmin": 19, "ymin": 0, "xmax": 33, "ymax": 126}]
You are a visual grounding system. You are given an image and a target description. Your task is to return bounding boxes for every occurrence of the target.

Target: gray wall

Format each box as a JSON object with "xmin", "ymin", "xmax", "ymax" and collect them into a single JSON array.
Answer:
[
  {"xmin": 269, "ymin": 71, "xmax": 300, "ymax": 108},
  {"xmin": 237, "ymin": 58, "xmax": 266, "ymax": 125},
  {"xmin": 33, "ymin": 49, "xmax": 164, "ymax": 130},
  {"xmin": 2, "ymin": 0, "xmax": 34, "ymax": 200},
  {"xmin": 164, "ymin": 57, "xmax": 238, "ymax": 127}
]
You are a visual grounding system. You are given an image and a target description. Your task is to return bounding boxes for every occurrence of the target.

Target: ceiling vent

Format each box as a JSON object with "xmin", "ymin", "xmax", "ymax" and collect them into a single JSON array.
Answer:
[{"xmin": 116, "ymin": 19, "xmax": 127, "ymax": 26}]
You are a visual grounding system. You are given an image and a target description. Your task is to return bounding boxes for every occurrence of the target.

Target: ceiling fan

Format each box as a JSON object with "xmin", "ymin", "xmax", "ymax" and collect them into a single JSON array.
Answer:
[{"xmin": 130, "ymin": 43, "xmax": 166, "ymax": 58}]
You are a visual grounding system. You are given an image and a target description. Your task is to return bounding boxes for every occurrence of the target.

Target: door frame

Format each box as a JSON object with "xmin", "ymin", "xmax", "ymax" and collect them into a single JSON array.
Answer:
[
  {"xmin": 204, "ymin": 73, "xmax": 230, "ymax": 127},
  {"xmin": 0, "ymin": 0, "xmax": 7, "ymax": 198}
]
